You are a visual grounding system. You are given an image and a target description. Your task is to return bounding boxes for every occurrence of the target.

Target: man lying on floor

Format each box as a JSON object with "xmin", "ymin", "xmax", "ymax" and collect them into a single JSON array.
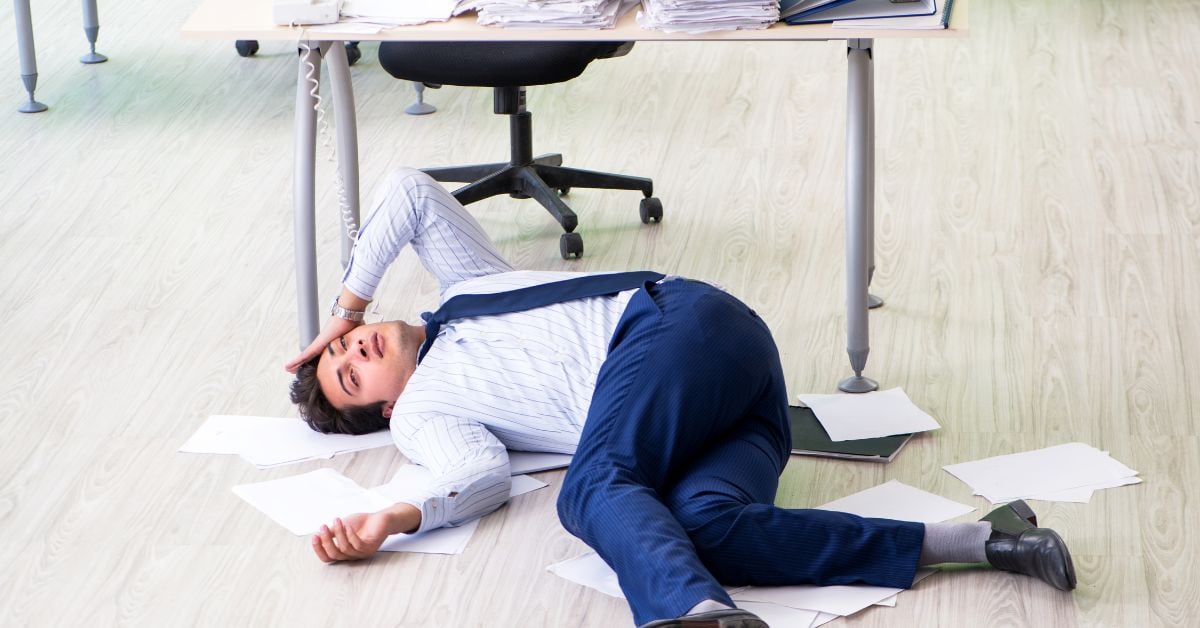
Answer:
[{"xmin": 285, "ymin": 169, "xmax": 1077, "ymax": 628}]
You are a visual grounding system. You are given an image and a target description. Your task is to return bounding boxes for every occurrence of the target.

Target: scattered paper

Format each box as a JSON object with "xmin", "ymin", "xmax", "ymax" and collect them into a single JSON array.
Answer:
[
  {"xmin": 181, "ymin": 415, "xmax": 392, "ymax": 468},
  {"xmin": 731, "ymin": 569, "xmax": 935, "ymax": 617},
  {"xmin": 547, "ymin": 552, "xmax": 625, "ymax": 599},
  {"xmin": 548, "ymin": 551, "xmax": 934, "ymax": 622},
  {"xmin": 379, "ymin": 519, "xmax": 480, "ymax": 554},
  {"xmin": 731, "ymin": 581, "xmax": 906, "ymax": 617},
  {"xmin": 1025, "ymin": 476, "xmax": 1142, "ymax": 503},
  {"xmin": 943, "ymin": 442, "xmax": 1140, "ymax": 504},
  {"xmin": 232, "ymin": 468, "xmax": 392, "ymax": 535},
  {"xmin": 510, "ymin": 474, "xmax": 550, "ymax": 497},
  {"xmin": 734, "ymin": 601, "xmax": 819, "ymax": 627},
  {"xmin": 509, "ymin": 451, "xmax": 572, "ymax": 475},
  {"xmin": 796, "ymin": 388, "xmax": 940, "ymax": 442},
  {"xmin": 811, "ymin": 612, "xmax": 838, "ymax": 627},
  {"xmin": 817, "ymin": 480, "xmax": 975, "ymax": 523}
]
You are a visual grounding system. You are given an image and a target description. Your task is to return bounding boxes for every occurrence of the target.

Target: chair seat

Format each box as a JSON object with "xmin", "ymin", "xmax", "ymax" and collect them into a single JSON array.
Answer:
[{"xmin": 378, "ymin": 41, "xmax": 625, "ymax": 87}]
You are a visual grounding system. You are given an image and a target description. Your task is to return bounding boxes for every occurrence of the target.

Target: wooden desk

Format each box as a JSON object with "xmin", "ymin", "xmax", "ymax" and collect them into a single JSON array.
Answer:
[{"xmin": 182, "ymin": 3, "xmax": 967, "ymax": 392}]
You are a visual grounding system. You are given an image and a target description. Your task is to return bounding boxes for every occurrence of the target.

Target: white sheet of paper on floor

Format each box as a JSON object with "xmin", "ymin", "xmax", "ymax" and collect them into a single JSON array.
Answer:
[
  {"xmin": 547, "ymin": 550, "xmax": 934, "ymax": 621},
  {"xmin": 796, "ymin": 388, "xmax": 940, "ymax": 442},
  {"xmin": 379, "ymin": 518, "xmax": 480, "ymax": 554},
  {"xmin": 810, "ymin": 612, "xmax": 838, "ymax": 627},
  {"xmin": 509, "ymin": 451, "xmax": 572, "ymax": 475},
  {"xmin": 817, "ymin": 480, "xmax": 975, "ymax": 523},
  {"xmin": 734, "ymin": 601, "xmax": 818, "ymax": 627},
  {"xmin": 232, "ymin": 468, "xmax": 392, "ymax": 535},
  {"xmin": 181, "ymin": 415, "xmax": 393, "ymax": 467},
  {"xmin": 942, "ymin": 442, "xmax": 1140, "ymax": 504},
  {"xmin": 547, "ymin": 552, "xmax": 625, "ymax": 598},
  {"xmin": 1024, "ymin": 476, "xmax": 1142, "ymax": 503},
  {"xmin": 731, "ymin": 569, "xmax": 936, "ymax": 618}
]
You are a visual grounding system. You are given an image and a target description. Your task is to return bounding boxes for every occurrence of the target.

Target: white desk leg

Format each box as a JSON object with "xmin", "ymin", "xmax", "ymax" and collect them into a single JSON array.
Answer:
[
  {"xmin": 324, "ymin": 42, "xmax": 360, "ymax": 269},
  {"xmin": 80, "ymin": 0, "xmax": 107, "ymax": 64},
  {"xmin": 840, "ymin": 38, "xmax": 879, "ymax": 393},
  {"xmin": 14, "ymin": 0, "xmax": 47, "ymax": 113},
  {"xmin": 295, "ymin": 41, "xmax": 325, "ymax": 348}
]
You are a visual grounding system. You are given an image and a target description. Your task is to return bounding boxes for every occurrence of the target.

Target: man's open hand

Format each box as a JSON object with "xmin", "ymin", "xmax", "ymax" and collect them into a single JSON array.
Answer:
[
  {"xmin": 286, "ymin": 316, "xmax": 361, "ymax": 374},
  {"xmin": 311, "ymin": 512, "xmax": 391, "ymax": 563}
]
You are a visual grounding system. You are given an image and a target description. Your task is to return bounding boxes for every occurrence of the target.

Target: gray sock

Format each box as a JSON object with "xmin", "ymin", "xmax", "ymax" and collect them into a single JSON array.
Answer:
[{"xmin": 918, "ymin": 522, "xmax": 992, "ymax": 565}]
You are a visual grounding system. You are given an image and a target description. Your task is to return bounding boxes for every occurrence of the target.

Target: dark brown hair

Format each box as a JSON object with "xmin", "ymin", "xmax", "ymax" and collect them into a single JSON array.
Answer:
[{"xmin": 290, "ymin": 356, "xmax": 390, "ymax": 435}]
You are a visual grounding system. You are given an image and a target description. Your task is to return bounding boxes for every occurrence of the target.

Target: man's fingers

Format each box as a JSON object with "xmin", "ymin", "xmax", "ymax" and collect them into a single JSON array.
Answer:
[
  {"xmin": 340, "ymin": 518, "xmax": 367, "ymax": 554},
  {"xmin": 318, "ymin": 524, "xmax": 348, "ymax": 561},
  {"xmin": 312, "ymin": 535, "xmax": 334, "ymax": 563}
]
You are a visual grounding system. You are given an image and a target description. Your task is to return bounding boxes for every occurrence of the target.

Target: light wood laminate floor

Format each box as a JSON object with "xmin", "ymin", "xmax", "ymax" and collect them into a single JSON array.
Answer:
[{"xmin": 1, "ymin": 0, "xmax": 1198, "ymax": 626}]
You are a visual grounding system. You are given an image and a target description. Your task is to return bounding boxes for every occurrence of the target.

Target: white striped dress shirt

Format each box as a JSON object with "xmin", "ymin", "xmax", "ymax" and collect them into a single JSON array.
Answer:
[{"xmin": 342, "ymin": 169, "xmax": 636, "ymax": 534}]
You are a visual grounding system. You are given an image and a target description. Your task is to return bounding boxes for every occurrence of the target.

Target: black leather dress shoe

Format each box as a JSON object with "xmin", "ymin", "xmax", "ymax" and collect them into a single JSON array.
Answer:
[
  {"xmin": 638, "ymin": 609, "xmax": 768, "ymax": 628},
  {"xmin": 982, "ymin": 502, "xmax": 1077, "ymax": 592}
]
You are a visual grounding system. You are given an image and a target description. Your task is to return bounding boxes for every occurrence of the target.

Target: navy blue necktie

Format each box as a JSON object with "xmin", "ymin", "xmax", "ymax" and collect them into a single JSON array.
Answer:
[{"xmin": 418, "ymin": 271, "xmax": 665, "ymax": 363}]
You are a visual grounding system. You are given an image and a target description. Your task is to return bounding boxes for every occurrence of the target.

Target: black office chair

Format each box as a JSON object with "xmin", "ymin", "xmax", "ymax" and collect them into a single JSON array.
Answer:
[{"xmin": 378, "ymin": 42, "xmax": 662, "ymax": 259}]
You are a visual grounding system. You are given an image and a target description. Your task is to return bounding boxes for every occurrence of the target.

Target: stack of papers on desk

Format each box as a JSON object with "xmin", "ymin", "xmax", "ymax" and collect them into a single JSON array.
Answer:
[
  {"xmin": 548, "ymin": 480, "xmax": 967, "ymax": 623},
  {"xmin": 455, "ymin": 0, "xmax": 639, "ymax": 29},
  {"xmin": 943, "ymin": 442, "xmax": 1141, "ymax": 504},
  {"xmin": 796, "ymin": 388, "xmax": 940, "ymax": 442},
  {"xmin": 302, "ymin": 0, "xmax": 458, "ymax": 33},
  {"xmin": 636, "ymin": 0, "xmax": 779, "ymax": 34},
  {"xmin": 179, "ymin": 415, "xmax": 393, "ymax": 468}
]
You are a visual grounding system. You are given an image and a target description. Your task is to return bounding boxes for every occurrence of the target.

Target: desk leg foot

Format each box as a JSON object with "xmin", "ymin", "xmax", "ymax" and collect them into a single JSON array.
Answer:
[
  {"xmin": 838, "ymin": 374, "xmax": 879, "ymax": 393},
  {"xmin": 80, "ymin": 1, "xmax": 106, "ymax": 64},
  {"xmin": 405, "ymin": 82, "xmax": 436, "ymax": 115},
  {"xmin": 868, "ymin": 293, "xmax": 884, "ymax": 309},
  {"xmin": 19, "ymin": 74, "xmax": 46, "ymax": 113}
]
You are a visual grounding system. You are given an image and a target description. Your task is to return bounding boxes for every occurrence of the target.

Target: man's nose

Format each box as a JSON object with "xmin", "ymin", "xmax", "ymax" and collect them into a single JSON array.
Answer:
[{"xmin": 349, "ymin": 338, "xmax": 370, "ymax": 362}]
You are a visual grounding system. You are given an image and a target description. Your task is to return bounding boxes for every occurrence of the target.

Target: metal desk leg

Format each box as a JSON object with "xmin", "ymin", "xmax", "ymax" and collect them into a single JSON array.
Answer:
[
  {"xmin": 325, "ymin": 42, "xmax": 360, "ymax": 269},
  {"xmin": 839, "ymin": 39, "xmax": 879, "ymax": 393},
  {"xmin": 80, "ymin": 0, "xmax": 107, "ymax": 64},
  {"xmin": 294, "ymin": 41, "xmax": 326, "ymax": 348},
  {"xmin": 866, "ymin": 47, "xmax": 883, "ymax": 310},
  {"xmin": 14, "ymin": 0, "xmax": 47, "ymax": 113}
]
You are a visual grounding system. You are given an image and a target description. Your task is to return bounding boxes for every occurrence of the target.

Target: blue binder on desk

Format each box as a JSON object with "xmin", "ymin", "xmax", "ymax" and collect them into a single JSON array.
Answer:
[{"xmin": 783, "ymin": 0, "xmax": 936, "ymax": 24}]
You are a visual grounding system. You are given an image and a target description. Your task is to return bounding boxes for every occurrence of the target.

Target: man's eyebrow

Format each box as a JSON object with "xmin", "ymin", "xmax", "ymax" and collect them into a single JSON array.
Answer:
[
  {"xmin": 328, "ymin": 341, "xmax": 352, "ymax": 397},
  {"xmin": 327, "ymin": 342, "xmax": 335, "ymax": 357}
]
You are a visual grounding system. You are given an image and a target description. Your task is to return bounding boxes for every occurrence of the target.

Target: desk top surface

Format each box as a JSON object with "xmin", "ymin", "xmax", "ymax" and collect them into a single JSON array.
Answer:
[{"xmin": 182, "ymin": 0, "xmax": 967, "ymax": 42}]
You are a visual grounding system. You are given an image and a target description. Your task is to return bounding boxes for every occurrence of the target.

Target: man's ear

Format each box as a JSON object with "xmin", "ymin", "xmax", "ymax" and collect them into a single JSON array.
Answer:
[{"xmin": 382, "ymin": 401, "xmax": 395, "ymax": 418}]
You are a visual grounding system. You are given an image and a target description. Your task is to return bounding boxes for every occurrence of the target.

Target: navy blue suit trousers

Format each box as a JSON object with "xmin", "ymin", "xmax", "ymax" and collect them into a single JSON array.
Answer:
[{"xmin": 556, "ymin": 279, "xmax": 925, "ymax": 625}]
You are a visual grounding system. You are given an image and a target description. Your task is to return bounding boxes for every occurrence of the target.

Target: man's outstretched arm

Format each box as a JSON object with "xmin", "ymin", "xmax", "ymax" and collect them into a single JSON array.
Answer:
[{"xmin": 311, "ymin": 503, "xmax": 421, "ymax": 563}]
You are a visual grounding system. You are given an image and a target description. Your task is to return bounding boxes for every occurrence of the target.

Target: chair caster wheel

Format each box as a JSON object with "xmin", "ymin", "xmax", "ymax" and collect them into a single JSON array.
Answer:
[
  {"xmin": 639, "ymin": 197, "xmax": 663, "ymax": 224},
  {"xmin": 558, "ymin": 187, "xmax": 570, "ymax": 196},
  {"xmin": 560, "ymin": 233, "xmax": 584, "ymax": 259},
  {"xmin": 235, "ymin": 40, "xmax": 259, "ymax": 57},
  {"xmin": 345, "ymin": 42, "xmax": 362, "ymax": 66}
]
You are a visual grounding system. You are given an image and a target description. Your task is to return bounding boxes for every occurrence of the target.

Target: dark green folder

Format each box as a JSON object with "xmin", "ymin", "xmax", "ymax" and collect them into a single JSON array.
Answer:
[{"xmin": 788, "ymin": 405, "xmax": 913, "ymax": 463}]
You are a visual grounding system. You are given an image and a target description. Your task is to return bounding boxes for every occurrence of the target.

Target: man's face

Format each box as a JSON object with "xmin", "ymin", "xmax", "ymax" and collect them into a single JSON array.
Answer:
[{"xmin": 316, "ymin": 321, "xmax": 414, "ymax": 415}]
